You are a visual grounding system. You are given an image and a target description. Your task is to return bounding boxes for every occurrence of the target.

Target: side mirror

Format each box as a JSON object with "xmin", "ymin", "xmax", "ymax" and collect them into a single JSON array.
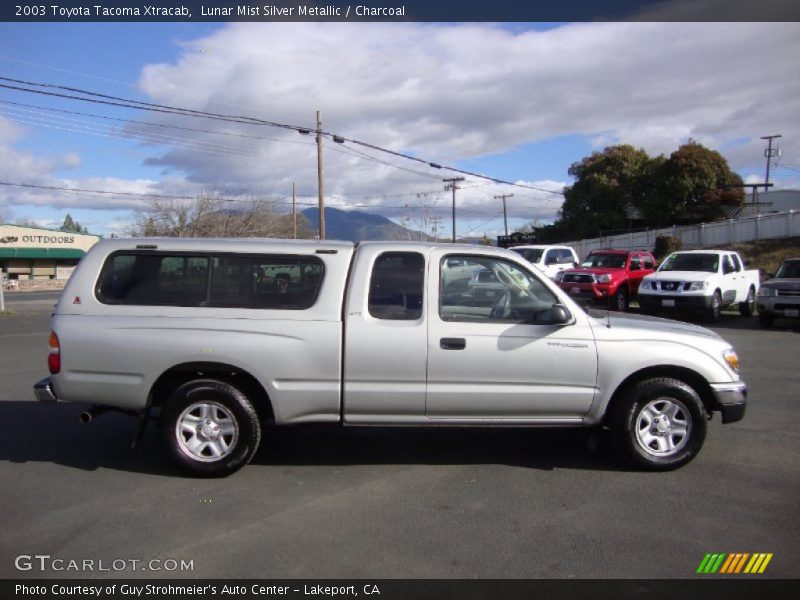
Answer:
[{"xmin": 550, "ymin": 303, "xmax": 572, "ymax": 325}]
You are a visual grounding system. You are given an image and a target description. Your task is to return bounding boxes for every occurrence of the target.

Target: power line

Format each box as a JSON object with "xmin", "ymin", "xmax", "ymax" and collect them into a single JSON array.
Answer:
[
  {"xmin": 0, "ymin": 99, "xmax": 317, "ymax": 146},
  {"xmin": 0, "ymin": 74, "xmax": 565, "ymax": 195},
  {"xmin": 0, "ymin": 180, "xmax": 551, "ymax": 220}
]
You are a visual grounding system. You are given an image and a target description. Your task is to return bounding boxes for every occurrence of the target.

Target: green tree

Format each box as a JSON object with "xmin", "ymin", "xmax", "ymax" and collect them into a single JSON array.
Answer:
[
  {"xmin": 636, "ymin": 141, "xmax": 744, "ymax": 225},
  {"xmin": 558, "ymin": 145, "xmax": 651, "ymax": 240},
  {"xmin": 60, "ymin": 213, "xmax": 89, "ymax": 234}
]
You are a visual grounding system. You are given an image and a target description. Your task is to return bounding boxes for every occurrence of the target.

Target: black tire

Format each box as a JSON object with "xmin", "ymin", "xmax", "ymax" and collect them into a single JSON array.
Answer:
[
  {"xmin": 610, "ymin": 377, "xmax": 707, "ymax": 471},
  {"xmin": 610, "ymin": 288, "xmax": 628, "ymax": 312},
  {"xmin": 758, "ymin": 312, "xmax": 775, "ymax": 328},
  {"xmin": 707, "ymin": 290, "xmax": 722, "ymax": 323},
  {"xmin": 739, "ymin": 287, "xmax": 755, "ymax": 317},
  {"xmin": 160, "ymin": 379, "xmax": 261, "ymax": 477}
]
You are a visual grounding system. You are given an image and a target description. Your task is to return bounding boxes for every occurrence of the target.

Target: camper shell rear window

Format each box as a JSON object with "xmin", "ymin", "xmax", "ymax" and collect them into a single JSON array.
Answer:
[{"xmin": 96, "ymin": 251, "xmax": 324, "ymax": 309}]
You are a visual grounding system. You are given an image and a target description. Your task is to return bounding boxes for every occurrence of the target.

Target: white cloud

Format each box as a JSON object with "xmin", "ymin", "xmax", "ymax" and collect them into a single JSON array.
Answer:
[
  {"xmin": 135, "ymin": 22, "xmax": 800, "ymax": 190},
  {"xmin": 3, "ymin": 21, "xmax": 800, "ymax": 230}
]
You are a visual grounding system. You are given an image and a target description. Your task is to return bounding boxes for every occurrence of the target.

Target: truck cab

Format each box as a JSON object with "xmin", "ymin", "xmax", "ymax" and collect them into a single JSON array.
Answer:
[{"xmin": 555, "ymin": 249, "xmax": 656, "ymax": 312}]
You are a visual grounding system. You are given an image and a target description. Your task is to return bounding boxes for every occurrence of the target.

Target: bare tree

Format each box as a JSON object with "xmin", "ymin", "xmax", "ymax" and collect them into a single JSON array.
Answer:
[
  {"xmin": 395, "ymin": 192, "xmax": 441, "ymax": 241},
  {"xmin": 130, "ymin": 193, "xmax": 314, "ymax": 239}
]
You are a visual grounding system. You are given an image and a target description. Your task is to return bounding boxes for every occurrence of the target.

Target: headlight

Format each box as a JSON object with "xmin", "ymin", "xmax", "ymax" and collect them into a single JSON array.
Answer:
[
  {"xmin": 757, "ymin": 287, "xmax": 776, "ymax": 297},
  {"xmin": 648, "ymin": 281, "xmax": 658, "ymax": 290},
  {"xmin": 723, "ymin": 349, "xmax": 740, "ymax": 373},
  {"xmin": 555, "ymin": 272, "xmax": 565, "ymax": 282},
  {"xmin": 687, "ymin": 281, "xmax": 708, "ymax": 291},
  {"xmin": 596, "ymin": 274, "xmax": 611, "ymax": 283}
]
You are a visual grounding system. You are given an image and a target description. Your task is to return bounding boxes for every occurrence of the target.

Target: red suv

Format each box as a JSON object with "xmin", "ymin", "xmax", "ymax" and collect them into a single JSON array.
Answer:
[{"xmin": 556, "ymin": 249, "xmax": 656, "ymax": 312}]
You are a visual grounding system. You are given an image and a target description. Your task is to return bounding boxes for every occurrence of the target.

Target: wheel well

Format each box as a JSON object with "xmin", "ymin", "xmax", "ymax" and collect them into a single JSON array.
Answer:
[
  {"xmin": 148, "ymin": 362, "xmax": 274, "ymax": 423},
  {"xmin": 603, "ymin": 366, "xmax": 716, "ymax": 426}
]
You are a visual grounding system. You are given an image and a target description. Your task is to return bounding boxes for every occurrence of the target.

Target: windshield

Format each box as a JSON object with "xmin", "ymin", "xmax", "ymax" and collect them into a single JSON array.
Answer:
[
  {"xmin": 775, "ymin": 260, "xmax": 800, "ymax": 279},
  {"xmin": 580, "ymin": 253, "xmax": 627, "ymax": 269},
  {"xmin": 512, "ymin": 248, "xmax": 544, "ymax": 263},
  {"xmin": 659, "ymin": 253, "xmax": 718, "ymax": 273}
]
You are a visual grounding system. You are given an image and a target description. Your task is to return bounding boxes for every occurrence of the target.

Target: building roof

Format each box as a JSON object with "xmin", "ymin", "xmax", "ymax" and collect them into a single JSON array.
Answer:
[
  {"xmin": 0, "ymin": 248, "xmax": 87, "ymax": 259},
  {"xmin": 0, "ymin": 222, "xmax": 100, "ymax": 238}
]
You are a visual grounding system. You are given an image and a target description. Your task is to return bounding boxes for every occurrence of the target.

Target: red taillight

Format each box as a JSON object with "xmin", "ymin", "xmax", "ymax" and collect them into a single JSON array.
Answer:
[{"xmin": 48, "ymin": 331, "xmax": 61, "ymax": 374}]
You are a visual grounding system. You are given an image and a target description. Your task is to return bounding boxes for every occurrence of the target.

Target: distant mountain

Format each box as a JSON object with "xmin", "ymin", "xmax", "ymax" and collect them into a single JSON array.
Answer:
[{"xmin": 302, "ymin": 207, "xmax": 431, "ymax": 242}]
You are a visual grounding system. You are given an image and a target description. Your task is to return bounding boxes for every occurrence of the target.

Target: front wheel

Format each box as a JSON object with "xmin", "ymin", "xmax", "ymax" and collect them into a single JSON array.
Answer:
[
  {"xmin": 610, "ymin": 288, "xmax": 628, "ymax": 312},
  {"xmin": 707, "ymin": 291, "xmax": 722, "ymax": 323},
  {"xmin": 610, "ymin": 378, "xmax": 707, "ymax": 471},
  {"xmin": 160, "ymin": 379, "xmax": 262, "ymax": 477}
]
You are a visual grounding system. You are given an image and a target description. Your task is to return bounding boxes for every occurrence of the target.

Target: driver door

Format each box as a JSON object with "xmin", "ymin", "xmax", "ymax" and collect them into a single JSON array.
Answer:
[{"xmin": 427, "ymin": 250, "xmax": 598, "ymax": 421}]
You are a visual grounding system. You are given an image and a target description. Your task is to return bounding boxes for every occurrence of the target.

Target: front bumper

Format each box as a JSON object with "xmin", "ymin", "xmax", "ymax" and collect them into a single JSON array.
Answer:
[
  {"xmin": 559, "ymin": 284, "xmax": 611, "ymax": 303},
  {"xmin": 34, "ymin": 377, "xmax": 58, "ymax": 403},
  {"xmin": 638, "ymin": 293, "xmax": 713, "ymax": 313},
  {"xmin": 757, "ymin": 296, "xmax": 800, "ymax": 318},
  {"xmin": 710, "ymin": 382, "xmax": 747, "ymax": 424}
]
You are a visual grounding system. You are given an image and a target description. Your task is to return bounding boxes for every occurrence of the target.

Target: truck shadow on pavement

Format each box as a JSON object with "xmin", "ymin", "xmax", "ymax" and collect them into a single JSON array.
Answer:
[{"xmin": 0, "ymin": 401, "xmax": 626, "ymax": 475}]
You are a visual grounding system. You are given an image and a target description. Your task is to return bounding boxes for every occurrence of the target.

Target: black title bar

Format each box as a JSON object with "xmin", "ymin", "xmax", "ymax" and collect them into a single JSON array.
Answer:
[{"xmin": 4, "ymin": 0, "xmax": 799, "ymax": 23}]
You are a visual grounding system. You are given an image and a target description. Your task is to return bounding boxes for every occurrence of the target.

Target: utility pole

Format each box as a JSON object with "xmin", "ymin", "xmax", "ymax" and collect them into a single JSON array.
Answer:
[
  {"xmin": 430, "ymin": 215, "xmax": 442, "ymax": 242},
  {"xmin": 443, "ymin": 177, "xmax": 465, "ymax": 243},
  {"xmin": 316, "ymin": 110, "xmax": 325, "ymax": 240},
  {"xmin": 292, "ymin": 182, "xmax": 297, "ymax": 239},
  {"xmin": 494, "ymin": 193, "xmax": 513, "ymax": 236},
  {"xmin": 761, "ymin": 134, "xmax": 782, "ymax": 192}
]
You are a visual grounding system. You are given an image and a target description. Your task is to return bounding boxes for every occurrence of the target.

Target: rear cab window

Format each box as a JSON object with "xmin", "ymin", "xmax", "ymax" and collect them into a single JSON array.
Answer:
[{"xmin": 368, "ymin": 251, "xmax": 425, "ymax": 320}]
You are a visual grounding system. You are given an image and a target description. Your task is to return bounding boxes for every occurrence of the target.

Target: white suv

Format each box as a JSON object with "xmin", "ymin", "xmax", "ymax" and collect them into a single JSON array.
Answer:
[{"xmin": 511, "ymin": 245, "xmax": 579, "ymax": 280}]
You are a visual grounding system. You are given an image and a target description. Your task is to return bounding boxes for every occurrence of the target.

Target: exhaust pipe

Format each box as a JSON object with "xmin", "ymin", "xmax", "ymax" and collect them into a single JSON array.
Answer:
[{"xmin": 79, "ymin": 405, "xmax": 109, "ymax": 423}]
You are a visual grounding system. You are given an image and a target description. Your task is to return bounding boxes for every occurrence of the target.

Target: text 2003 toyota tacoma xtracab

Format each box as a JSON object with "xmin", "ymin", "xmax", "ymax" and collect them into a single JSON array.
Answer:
[{"xmin": 34, "ymin": 239, "xmax": 747, "ymax": 476}]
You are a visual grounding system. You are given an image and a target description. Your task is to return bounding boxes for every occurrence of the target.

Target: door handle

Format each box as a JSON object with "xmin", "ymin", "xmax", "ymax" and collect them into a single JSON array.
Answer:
[{"xmin": 440, "ymin": 337, "xmax": 466, "ymax": 350}]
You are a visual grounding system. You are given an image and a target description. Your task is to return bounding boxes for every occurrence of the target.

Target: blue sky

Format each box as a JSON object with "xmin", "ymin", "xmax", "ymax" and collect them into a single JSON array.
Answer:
[{"xmin": 1, "ymin": 21, "xmax": 798, "ymax": 238}]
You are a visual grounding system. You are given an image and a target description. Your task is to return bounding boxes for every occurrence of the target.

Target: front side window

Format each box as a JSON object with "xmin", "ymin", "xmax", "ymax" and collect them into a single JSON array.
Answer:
[
  {"xmin": 440, "ymin": 255, "xmax": 563, "ymax": 324},
  {"xmin": 97, "ymin": 252, "xmax": 323, "ymax": 309},
  {"xmin": 557, "ymin": 249, "xmax": 575, "ymax": 264}
]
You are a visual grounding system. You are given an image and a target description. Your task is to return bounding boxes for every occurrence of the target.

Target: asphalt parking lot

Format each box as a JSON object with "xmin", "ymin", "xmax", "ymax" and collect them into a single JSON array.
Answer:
[{"xmin": 0, "ymin": 292, "xmax": 798, "ymax": 580}]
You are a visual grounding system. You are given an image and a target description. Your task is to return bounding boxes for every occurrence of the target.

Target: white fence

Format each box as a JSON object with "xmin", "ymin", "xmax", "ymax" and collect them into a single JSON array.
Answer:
[{"xmin": 565, "ymin": 210, "xmax": 800, "ymax": 258}]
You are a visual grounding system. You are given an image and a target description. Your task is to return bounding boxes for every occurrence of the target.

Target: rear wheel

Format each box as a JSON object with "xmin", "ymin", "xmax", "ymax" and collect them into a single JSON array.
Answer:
[
  {"xmin": 611, "ymin": 377, "xmax": 707, "ymax": 471},
  {"xmin": 739, "ymin": 287, "xmax": 755, "ymax": 317},
  {"xmin": 160, "ymin": 379, "xmax": 261, "ymax": 477}
]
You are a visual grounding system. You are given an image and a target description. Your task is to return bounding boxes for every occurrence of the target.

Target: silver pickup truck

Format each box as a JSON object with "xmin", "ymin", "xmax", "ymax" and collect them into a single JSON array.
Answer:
[{"xmin": 34, "ymin": 239, "xmax": 747, "ymax": 476}]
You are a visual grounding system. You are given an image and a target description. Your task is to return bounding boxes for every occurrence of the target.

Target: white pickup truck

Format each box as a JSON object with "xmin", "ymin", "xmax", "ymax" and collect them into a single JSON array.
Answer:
[
  {"xmin": 638, "ymin": 250, "xmax": 759, "ymax": 322},
  {"xmin": 34, "ymin": 239, "xmax": 747, "ymax": 476}
]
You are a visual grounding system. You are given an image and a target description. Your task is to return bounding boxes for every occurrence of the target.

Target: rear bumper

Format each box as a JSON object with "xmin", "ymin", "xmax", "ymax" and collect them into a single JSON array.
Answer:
[
  {"xmin": 33, "ymin": 377, "xmax": 58, "ymax": 403},
  {"xmin": 711, "ymin": 382, "xmax": 747, "ymax": 424}
]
